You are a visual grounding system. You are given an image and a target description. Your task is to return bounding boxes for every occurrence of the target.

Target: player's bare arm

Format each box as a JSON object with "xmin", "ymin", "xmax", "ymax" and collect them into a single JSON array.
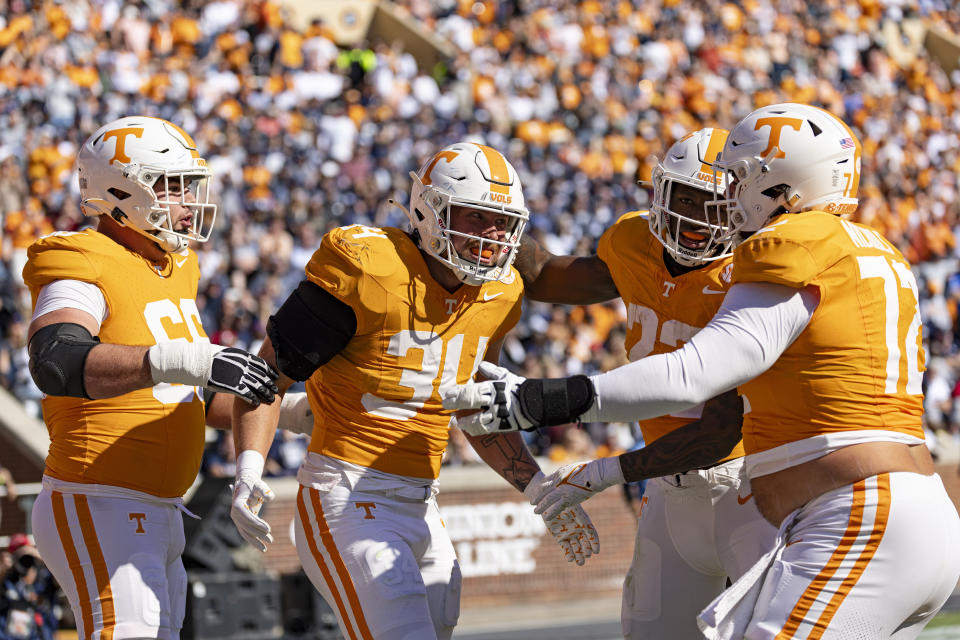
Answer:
[
  {"xmin": 617, "ymin": 390, "xmax": 742, "ymax": 482},
  {"xmin": 459, "ymin": 345, "xmax": 542, "ymax": 491},
  {"xmin": 514, "ymin": 234, "xmax": 618, "ymax": 304},
  {"xmin": 233, "ymin": 335, "xmax": 297, "ymax": 456},
  {"xmin": 465, "ymin": 431, "xmax": 541, "ymax": 491}
]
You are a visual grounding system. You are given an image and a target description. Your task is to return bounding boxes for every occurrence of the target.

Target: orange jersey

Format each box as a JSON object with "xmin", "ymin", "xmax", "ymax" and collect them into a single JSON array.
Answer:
[
  {"xmin": 733, "ymin": 212, "xmax": 925, "ymax": 454},
  {"xmin": 303, "ymin": 225, "xmax": 523, "ymax": 479},
  {"xmin": 23, "ymin": 229, "xmax": 207, "ymax": 498},
  {"xmin": 597, "ymin": 211, "xmax": 744, "ymax": 460}
]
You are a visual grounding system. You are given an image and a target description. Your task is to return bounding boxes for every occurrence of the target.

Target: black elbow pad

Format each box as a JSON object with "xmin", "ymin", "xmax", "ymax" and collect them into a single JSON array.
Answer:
[
  {"xmin": 268, "ymin": 280, "xmax": 357, "ymax": 382},
  {"xmin": 28, "ymin": 323, "xmax": 100, "ymax": 399}
]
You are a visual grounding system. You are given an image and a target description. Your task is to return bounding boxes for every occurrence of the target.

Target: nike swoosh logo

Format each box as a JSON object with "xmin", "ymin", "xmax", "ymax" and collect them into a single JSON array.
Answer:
[
  {"xmin": 483, "ymin": 291, "xmax": 504, "ymax": 301},
  {"xmin": 702, "ymin": 286, "xmax": 725, "ymax": 295},
  {"xmin": 175, "ymin": 257, "xmax": 187, "ymax": 268},
  {"xmin": 736, "ymin": 493, "xmax": 753, "ymax": 505}
]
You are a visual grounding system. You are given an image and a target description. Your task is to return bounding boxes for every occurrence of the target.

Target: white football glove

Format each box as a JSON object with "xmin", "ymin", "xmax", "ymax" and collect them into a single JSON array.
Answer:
[
  {"xmin": 529, "ymin": 458, "xmax": 625, "ymax": 521},
  {"xmin": 442, "ymin": 361, "xmax": 536, "ymax": 435},
  {"xmin": 545, "ymin": 506, "xmax": 600, "ymax": 566},
  {"xmin": 278, "ymin": 391, "xmax": 313, "ymax": 435},
  {"xmin": 525, "ymin": 471, "xmax": 599, "ymax": 566},
  {"xmin": 148, "ymin": 341, "xmax": 279, "ymax": 406},
  {"xmin": 230, "ymin": 450, "xmax": 275, "ymax": 552}
]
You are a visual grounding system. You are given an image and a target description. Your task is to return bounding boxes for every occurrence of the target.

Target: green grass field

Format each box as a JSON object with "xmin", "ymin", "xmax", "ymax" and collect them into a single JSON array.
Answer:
[{"xmin": 927, "ymin": 610, "xmax": 960, "ymax": 629}]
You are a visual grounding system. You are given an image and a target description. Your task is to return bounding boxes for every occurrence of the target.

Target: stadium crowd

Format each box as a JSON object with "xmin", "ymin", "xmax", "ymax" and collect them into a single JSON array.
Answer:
[{"xmin": 0, "ymin": 0, "xmax": 958, "ymax": 476}]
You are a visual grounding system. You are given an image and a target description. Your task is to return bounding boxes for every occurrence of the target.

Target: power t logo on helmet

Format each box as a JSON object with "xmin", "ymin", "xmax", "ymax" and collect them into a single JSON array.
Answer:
[
  {"xmin": 711, "ymin": 103, "xmax": 862, "ymax": 235},
  {"xmin": 77, "ymin": 116, "xmax": 217, "ymax": 253},
  {"xmin": 397, "ymin": 141, "xmax": 529, "ymax": 286}
]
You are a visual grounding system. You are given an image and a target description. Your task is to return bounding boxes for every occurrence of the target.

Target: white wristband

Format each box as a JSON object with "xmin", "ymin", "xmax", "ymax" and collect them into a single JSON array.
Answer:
[
  {"xmin": 148, "ymin": 341, "xmax": 222, "ymax": 386},
  {"xmin": 522, "ymin": 470, "xmax": 546, "ymax": 502},
  {"xmin": 599, "ymin": 456, "xmax": 625, "ymax": 487},
  {"xmin": 237, "ymin": 449, "xmax": 265, "ymax": 480}
]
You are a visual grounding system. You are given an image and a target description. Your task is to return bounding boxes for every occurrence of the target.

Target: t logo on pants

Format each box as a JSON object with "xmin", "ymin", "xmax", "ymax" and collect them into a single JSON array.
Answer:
[{"xmin": 355, "ymin": 503, "xmax": 377, "ymax": 519}]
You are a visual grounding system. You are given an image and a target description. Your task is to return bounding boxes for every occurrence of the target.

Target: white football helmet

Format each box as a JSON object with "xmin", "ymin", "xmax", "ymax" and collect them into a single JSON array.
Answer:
[
  {"xmin": 403, "ymin": 142, "xmax": 528, "ymax": 285},
  {"xmin": 78, "ymin": 116, "xmax": 217, "ymax": 253},
  {"xmin": 712, "ymin": 103, "xmax": 861, "ymax": 236},
  {"xmin": 648, "ymin": 128, "xmax": 733, "ymax": 266}
]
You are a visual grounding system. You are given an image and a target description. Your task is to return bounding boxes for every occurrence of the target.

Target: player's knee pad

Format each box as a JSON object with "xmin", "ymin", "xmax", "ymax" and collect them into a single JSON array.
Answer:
[{"xmin": 116, "ymin": 553, "xmax": 168, "ymax": 632}]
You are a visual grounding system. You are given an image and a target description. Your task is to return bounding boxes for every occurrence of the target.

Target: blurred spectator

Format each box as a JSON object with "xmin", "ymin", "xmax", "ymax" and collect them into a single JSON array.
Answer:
[
  {"xmin": 547, "ymin": 425, "xmax": 596, "ymax": 464},
  {"xmin": 202, "ymin": 430, "xmax": 237, "ymax": 479},
  {"xmin": 0, "ymin": 466, "xmax": 16, "ymax": 529},
  {"xmin": 0, "ymin": 0, "xmax": 955, "ymax": 468},
  {"xmin": 0, "ymin": 534, "xmax": 57, "ymax": 640},
  {"xmin": 265, "ymin": 430, "xmax": 309, "ymax": 477},
  {"xmin": 442, "ymin": 427, "xmax": 482, "ymax": 467}
]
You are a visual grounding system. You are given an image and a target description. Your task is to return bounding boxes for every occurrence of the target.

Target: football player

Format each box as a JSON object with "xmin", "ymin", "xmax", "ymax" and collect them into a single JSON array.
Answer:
[
  {"xmin": 447, "ymin": 104, "xmax": 960, "ymax": 638},
  {"xmin": 23, "ymin": 116, "xmax": 305, "ymax": 640},
  {"xmin": 506, "ymin": 128, "xmax": 777, "ymax": 639},
  {"xmin": 229, "ymin": 142, "xmax": 600, "ymax": 640}
]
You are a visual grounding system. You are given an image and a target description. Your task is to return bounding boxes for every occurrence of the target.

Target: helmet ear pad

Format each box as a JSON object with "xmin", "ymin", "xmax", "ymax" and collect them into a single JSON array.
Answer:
[{"xmin": 77, "ymin": 116, "xmax": 217, "ymax": 254}]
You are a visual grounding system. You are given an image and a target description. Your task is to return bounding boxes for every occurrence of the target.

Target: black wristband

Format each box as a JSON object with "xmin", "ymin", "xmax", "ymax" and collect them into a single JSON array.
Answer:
[{"xmin": 516, "ymin": 375, "xmax": 596, "ymax": 428}]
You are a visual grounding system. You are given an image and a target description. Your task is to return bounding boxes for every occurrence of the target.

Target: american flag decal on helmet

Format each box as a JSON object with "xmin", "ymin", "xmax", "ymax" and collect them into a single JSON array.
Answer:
[{"xmin": 839, "ymin": 138, "xmax": 855, "ymax": 149}]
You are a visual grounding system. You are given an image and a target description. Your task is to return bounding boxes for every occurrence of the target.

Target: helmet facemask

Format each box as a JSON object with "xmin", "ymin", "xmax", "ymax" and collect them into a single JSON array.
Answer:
[
  {"xmin": 410, "ymin": 173, "xmax": 527, "ymax": 285},
  {"xmin": 400, "ymin": 142, "xmax": 530, "ymax": 286},
  {"xmin": 710, "ymin": 147, "xmax": 786, "ymax": 236},
  {"xmin": 650, "ymin": 165, "xmax": 735, "ymax": 267},
  {"xmin": 144, "ymin": 168, "xmax": 217, "ymax": 252},
  {"xmin": 647, "ymin": 128, "xmax": 736, "ymax": 267}
]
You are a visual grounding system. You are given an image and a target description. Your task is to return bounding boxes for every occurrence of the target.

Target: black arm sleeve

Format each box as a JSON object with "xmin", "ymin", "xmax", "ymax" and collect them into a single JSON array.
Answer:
[{"xmin": 267, "ymin": 280, "xmax": 357, "ymax": 382}]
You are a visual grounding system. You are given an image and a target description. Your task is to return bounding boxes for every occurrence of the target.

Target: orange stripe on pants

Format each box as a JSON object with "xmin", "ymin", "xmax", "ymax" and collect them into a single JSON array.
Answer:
[
  {"xmin": 309, "ymin": 488, "xmax": 373, "ymax": 639},
  {"xmin": 297, "ymin": 489, "xmax": 360, "ymax": 640},
  {"xmin": 52, "ymin": 491, "xmax": 94, "ymax": 640},
  {"xmin": 808, "ymin": 475, "xmax": 891, "ymax": 639},
  {"xmin": 775, "ymin": 480, "xmax": 867, "ymax": 639},
  {"xmin": 74, "ymin": 495, "xmax": 116, "ymax": 640}
]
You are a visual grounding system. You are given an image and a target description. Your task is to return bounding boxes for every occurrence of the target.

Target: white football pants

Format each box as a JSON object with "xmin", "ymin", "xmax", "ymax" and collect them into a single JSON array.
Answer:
[
  {"xmin": 294, "ymin": 481, "xmax": 461, "ymax": 640},
  {"xmin": 622, "ymin": 457, "xmax": 777, "ymax": 639},
  {"xmin": 706, "ymin": 471, "xmax": 960, "ymax": 639},
  {"xmin": 32, "ymin": 479, "xmax": 188, "ymax": 640}
]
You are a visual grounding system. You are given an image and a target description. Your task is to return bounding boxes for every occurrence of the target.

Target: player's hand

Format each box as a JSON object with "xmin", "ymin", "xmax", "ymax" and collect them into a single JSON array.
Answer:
[
  {"xmin": 206, "ymin": 347, "xmax": 279, "ymax": 406},
  {"xmin": 278, "ymin": 391, "xmax": 313, "ymax": 435},
  {"xmin": 544, "ymin": 506, "xmax": 600, "ymax": 565},
  {"xmin": 442, "ymin": 361, "xmax": 536, "ymax": 435},
  {"xmin": 149, "ymin": 342, "xmax": 279, "ymax": 406},
  {"xmin": 525, "ymin": 471, "xmax": 599, "ymax": 565},
  {"xmin": 230, "ymin": 474, "xmax": 275, "ymax": 552},
  {"xmin": 529, "ymin": 458, "xmax": 625, "ymax": 521}
]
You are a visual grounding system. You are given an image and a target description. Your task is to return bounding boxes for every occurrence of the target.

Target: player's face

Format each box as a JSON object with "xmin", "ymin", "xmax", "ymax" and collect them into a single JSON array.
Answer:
[
  {"xmin": 668, "ymin": 183, "xmax": 716, "ymax": 251},
  {"xmin": 449, "ymin": 205, "xmax": 509, "ymax": 266},
  {"xmin": 154, "ymin": 177, "xmax": 197, "ymax": 232}
]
